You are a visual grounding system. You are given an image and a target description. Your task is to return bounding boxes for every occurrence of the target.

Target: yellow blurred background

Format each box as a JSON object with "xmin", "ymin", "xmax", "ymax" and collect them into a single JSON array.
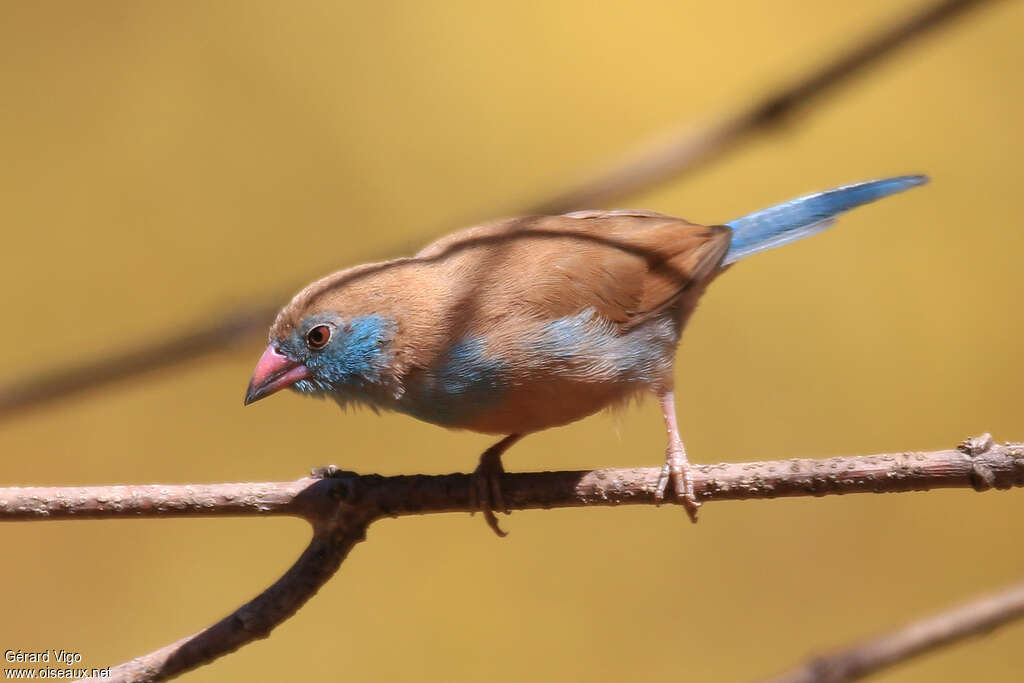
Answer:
[{"xmin": 1, "ymin": 0, "xmax": 1022, "ymax": 680}]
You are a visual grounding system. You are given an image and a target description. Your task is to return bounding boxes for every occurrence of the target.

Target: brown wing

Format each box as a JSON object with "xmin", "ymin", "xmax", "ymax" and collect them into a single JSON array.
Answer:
[{"xmin": 417, "ymin": 211, "xmax": 731, "ymax": 328}]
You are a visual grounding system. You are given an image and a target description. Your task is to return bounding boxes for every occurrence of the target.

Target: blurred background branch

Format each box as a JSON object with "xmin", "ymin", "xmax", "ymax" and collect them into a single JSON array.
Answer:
[
  {"xmin": 0, "ymin": 433, "xmax": 1008, "ymax": 682},
  {"xmin": 0, "ymin": 0, "xmax": 998, "ymax": 422},
  {"xmin": 766, "ymin": 579, "xmax": 1024, "ymax": 683}
]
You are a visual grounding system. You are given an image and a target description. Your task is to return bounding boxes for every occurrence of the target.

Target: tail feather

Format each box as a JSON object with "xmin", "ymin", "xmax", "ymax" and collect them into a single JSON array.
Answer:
[{"xmin": 722, "ymin": 175, "xmax": 928, "ymax": 265}]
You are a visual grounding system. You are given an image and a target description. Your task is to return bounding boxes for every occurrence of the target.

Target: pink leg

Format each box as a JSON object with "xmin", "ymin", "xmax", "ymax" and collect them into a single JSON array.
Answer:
[
  {"xmin": 655, "ymin": 391, "xmax": 701, "ymax": 523},
  {"xmin": 471, "ymin": 434, "xmax": 522, "ymax": 538}
]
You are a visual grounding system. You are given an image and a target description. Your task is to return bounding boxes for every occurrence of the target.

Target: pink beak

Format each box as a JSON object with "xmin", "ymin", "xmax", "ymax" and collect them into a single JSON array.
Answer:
[{"xmin": 244, "ymin": 344, "xmax": 310, "ymax": 405}]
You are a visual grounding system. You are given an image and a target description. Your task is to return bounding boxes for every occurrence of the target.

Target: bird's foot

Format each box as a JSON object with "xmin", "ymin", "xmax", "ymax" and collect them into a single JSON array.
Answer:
[
  {"xmin": 655, "ymin": 447, "xmax": 701, "ymax": 523},
  {"xmin": 469, "ymin": 445, "xmax": 510, "ymax": 538}
]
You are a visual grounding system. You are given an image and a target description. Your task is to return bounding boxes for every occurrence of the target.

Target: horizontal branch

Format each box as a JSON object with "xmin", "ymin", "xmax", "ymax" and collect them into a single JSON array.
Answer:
[
  {"xmin": 8, "ymin": 434, "xmax": 1002, "ymax": 682},
  {"xmin": 0, "ymin": 0, "xmax": 999, "ymax": 422},
  {"xmin": 5, "ymin": 434, "xmax": 1020, "ymax": 526}
]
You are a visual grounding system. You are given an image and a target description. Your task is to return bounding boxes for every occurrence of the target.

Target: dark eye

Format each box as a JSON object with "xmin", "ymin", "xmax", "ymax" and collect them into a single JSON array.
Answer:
[{"xmin": 306, "ymin": 325, "xmax": 331, "ymax": 350}]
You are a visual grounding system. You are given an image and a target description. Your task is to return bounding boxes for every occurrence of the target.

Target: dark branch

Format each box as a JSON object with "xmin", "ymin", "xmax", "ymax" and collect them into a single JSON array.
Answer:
[
  {"xmin": 0, "ymin": 0, "xmax": 1000, "ymax": 421},
  {"xmin": 765, "ymin": 579, "xmax": 1024, "ymax": 683}
]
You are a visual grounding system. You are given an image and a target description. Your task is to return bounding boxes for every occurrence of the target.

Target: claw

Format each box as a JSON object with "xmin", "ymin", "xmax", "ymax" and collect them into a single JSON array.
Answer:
[
  {"xmin": 473, "ymin": 461, "xmax": 508, "ymax": 537},
  {"xmin": 658, "ymin": 449, "xmax": 700, "ymax": 523},
  {"xmin": 657, "ymin": 390, "xmax": 701, "ymax": 523},
  {"xmin": 471, "ymin": 434, "xmax": 521, "ymax": 537}
]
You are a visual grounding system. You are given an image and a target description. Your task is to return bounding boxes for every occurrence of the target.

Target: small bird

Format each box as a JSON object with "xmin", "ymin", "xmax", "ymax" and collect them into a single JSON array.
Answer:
[{"xmin": 245, "ymin": 175, "xmax": 927, "ymax": 534}]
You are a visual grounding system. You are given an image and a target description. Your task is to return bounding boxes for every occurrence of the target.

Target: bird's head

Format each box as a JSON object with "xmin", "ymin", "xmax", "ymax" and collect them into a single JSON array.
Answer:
[{"xmin": 244, "ymin": 297, "xmax": 397, "ymax": 406}]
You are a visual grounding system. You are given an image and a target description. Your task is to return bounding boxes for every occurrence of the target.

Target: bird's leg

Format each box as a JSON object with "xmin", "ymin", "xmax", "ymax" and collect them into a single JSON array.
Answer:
[
  {"xmin": 470, "ymin": 434, "xmax": 522, "ymax": 538},
  {"xmin": 654, "ymin": 391, "xmax": 701, "ymax": 523}
]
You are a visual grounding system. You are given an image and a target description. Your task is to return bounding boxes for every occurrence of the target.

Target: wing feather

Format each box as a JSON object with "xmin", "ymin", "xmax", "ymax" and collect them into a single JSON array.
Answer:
[{"xmin": 417, "ymin": 212, "xmax": 731, "ymax": 328}]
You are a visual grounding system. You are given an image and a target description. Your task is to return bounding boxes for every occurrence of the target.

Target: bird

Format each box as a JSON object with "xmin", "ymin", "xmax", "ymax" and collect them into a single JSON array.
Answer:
[{"xmin": 245, "ymin": 174, "xmax": 927, "ymax": 535}]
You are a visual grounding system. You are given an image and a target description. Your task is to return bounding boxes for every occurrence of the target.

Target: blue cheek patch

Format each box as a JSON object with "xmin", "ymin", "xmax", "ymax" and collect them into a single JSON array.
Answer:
[
  {"xmin": 292, "ymin": 315, "xmax": 396, "ymax": 394},
  {"xmin": 404, "ymin": 337, "xmax": 507, "ymax": 425}
]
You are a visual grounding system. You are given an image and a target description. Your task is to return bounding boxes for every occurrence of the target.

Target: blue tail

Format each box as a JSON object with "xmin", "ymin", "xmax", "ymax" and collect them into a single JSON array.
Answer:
[{"xmin": 722, "ymin": 175, "xmax": 928, "ymax": 265}]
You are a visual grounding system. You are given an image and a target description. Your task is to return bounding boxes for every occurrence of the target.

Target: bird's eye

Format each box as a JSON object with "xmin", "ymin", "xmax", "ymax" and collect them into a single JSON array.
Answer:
[{"xmin": 306, "ymin": 325, "xmax": 331, "ymax": 350}]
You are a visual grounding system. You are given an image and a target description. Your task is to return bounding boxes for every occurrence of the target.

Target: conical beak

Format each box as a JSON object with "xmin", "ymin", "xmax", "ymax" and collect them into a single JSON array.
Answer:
[{"xmin": 244, "ymin": 344, "xmax": 310, "ymax": 405}]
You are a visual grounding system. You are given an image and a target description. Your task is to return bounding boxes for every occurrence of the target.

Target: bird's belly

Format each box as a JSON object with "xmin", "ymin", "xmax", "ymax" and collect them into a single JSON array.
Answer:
[
  {"xmin": 396, "ymin": 372, "xmax": 644, "ymax": 434},
  {"xmin": 459, "ymin": 377, "xmax": 644, "ymax": 434},
  {"xmin": 393, "ymin": 310, "xmax": 679, "ymax": 435}
]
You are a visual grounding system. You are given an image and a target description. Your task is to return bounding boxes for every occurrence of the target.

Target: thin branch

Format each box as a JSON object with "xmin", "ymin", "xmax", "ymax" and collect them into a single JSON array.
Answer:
[
  {"xmin": 0, "ymin": 435, "xmax": 1005, "ymax": 681},
  {"xmin": 4, "ymin": 434, "xmax": 1021, "ymax": 525},
  {"xmin": 93, "ymin": 518, "xmax": 371, "ymax": 683},
  {"xmin": 765, "ymin": 580, "xmax": 1024, "ymax": 683},
  {"xmin": 0, "ymin": 0, "xmax": 1000, "ymax": 421}
]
